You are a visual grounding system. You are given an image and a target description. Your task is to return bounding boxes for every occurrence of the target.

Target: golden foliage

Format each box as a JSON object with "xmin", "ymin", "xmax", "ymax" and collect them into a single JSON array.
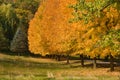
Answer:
[
  {"xmin": 28, "ymin": 0, "xmax": 77, "ymax": 55},
  {"xmin": 74, "ymin": 6, "xmax": 120, "ymax": 58},
  {"xmin": 28, "ymin": 0, "xmax": 120, "ymax": 58}
]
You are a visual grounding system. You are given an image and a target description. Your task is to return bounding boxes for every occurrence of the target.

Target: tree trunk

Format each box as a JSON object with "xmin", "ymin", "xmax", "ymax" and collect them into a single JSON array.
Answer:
[
  {"xmin": 93, "ymin": 57, "xmax": 97, "ymax": 69},
  {"xmin": 80, "ymin": 54, "xmax": 84, "ymax": 67},
  {"xmin": 56, "ymin": 55, "xmax": 61, "ymax": 61},
  {"xmin": 110, "ymin": 55, "xmax": 114, "ymax": 72},
  {"xmin": 52, "ymin": 54, "xmax": 55, "ymax": 59},
  {"xmin": 66, "ymin": 54, "xmax": 70, "ymax": 64}
]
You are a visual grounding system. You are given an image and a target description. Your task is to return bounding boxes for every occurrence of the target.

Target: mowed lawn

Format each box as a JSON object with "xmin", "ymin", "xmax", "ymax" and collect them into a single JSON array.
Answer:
[{"xmin": 0, "ymin": 53, "xmax": 120, "ymax": 80}]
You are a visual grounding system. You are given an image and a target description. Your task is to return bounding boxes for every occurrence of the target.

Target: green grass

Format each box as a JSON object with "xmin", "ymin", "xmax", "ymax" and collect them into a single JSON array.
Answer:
[{"xmin": 0, "ymin": 53, "xmax": 120, "ymax": 80}]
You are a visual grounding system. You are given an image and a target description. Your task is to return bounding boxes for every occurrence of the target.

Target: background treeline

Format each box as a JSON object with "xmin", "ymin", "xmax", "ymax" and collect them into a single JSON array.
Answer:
[{"xmin": 0, "ymin": 0, "xmax": 41, "ymax": 51}]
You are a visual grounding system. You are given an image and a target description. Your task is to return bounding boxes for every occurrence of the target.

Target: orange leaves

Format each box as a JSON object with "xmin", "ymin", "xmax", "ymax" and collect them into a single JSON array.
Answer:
[
  {"xmin": 28, "ymin": 1, "xmax": 46, "ymax": 54},
  {"xmin": 28, "ymin": 0, "xmax": 78, "ymax": 55},
  {"xmin": 28, "ymin": 0, "xmax": 120, "ymax": 58}
]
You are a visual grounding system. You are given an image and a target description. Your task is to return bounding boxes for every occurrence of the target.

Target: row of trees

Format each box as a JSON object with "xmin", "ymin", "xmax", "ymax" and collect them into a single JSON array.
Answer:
[
  {"xmin": 28, "ymin": 0, "xmax": 120, "ymax": 71},
  {"xmin": 0, "ymin": 0, "xmax": 41, "ymax": 51},
  {"xmin": 0, "ymin": 0, "xmax": 119, "ymax": 72}
]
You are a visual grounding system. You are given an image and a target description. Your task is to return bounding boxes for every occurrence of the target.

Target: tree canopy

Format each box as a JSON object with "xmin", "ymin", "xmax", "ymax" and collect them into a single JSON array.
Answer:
[
  {"xmin": 71, "ymin": 0, "xmax": 120, "ymax": 58},
  {"xmin": 28, "ymin": 0, "xmax": 78, "ymax": 55},
  {"xmin": 28, "ymin": 0, "xmax": 120, "ymax": 59}
]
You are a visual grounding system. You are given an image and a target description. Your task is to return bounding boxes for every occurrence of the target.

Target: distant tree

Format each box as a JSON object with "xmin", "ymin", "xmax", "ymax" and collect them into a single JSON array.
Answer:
[
  {"xmin": 0, "ymin": 0, "xmax": 41, "ymax": 52},
  {"xmin": 0, "ymin": 3, "xmax": 18, "ymax": 42},
  {"xmin": 10, "ymin": 0, "xmax": 41, "ymax": 52},
  {"xmin": 0, "ymin": 26, "xmax": 9, "ymax": 50},
  {"xmin": 13, "ymin": 0, "xmax": 41, "ymax": 14}
]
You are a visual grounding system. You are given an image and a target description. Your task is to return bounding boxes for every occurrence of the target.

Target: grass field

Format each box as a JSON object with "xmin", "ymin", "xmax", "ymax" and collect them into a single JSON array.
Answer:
[{"xmin": 0, "ymin": 53, "xmax": 120, "ymax": 80}]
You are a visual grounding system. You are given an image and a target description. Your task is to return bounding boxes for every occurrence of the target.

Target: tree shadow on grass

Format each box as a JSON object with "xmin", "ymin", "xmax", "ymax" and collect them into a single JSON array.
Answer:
[
  {"xmin": 0, "ymin": 56, "xmax": 71, "ymax": 70},
  {"xmin": 0, "ymin": 50, "xmax": 42, "ymax": 58},
  {"xmin": 0, "ymin": 52, "xmax": 120, "ymax": 71},
  {"xmin": 97, "ymin": 62, "xmax": 120, "ymax": 71}
]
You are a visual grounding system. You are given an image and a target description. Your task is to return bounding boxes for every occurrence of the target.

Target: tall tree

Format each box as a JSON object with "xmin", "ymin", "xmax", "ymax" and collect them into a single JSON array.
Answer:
[
  {"xmin": 28, "ymin": 0, "xmax": 78, "ymax": 62},
  {"xmin": 71, "ymin": 0, "xmax": 120, "ymax": 70}
]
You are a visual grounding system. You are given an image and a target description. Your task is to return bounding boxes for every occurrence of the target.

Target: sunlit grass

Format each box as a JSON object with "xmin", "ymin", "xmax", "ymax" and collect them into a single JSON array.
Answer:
[{"xmin": 0, "ymin": 53, "xmax": 120, "ymax": 80}]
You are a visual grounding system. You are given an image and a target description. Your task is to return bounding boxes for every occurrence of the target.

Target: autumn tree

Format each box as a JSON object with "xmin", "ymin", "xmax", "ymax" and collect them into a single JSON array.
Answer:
[
  {"xmin": 71, "ymin": 0, "xmax": 120, "ymax": 70},
  {"xmin": 28, "ymin": 0, "xmax": 79, "ymax": 63},
  {"xmin": 97, "ymin": 29, "xmax": 120, "ymax": 71}
]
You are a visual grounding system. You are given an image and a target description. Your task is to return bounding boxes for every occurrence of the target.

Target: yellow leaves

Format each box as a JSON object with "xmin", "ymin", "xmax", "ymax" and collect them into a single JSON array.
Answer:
[
  {"xmin": 28, "ymin": 0, "xmax": 78, "ymax": 55},
  {"xmin": 28, "ymin": 0, "xmax": 120, "ymax": 58},
  {"xmin": 114, "ymin": 23, "xmax": 120, "ymax": 30},
  {"xmin": 106, "ymin": 7, "xmax": 118, "ymax": 18},
  {"xmin": 101, "ymin": 48, "xmax": 110, "ymax": 58},
  {"xmin": 76, "ymin": 6, "xmax": 119, "ymax": 58},
  {"xmin": 85, "ymin": 47, "xmax": 90, "ymax": 53},
  {"xmin": 100, "ymin": 47, "xmax": 117, "ymax": 58},
  {"xmin": 111, "ymin": 51, "xmax": 117, "ymax": 57},
  {"xmin": 104, "ymin": 7, "xmax": 119, "ymax": 29},
  {"xmin": 82, "ymin": 28, "xmax": 94, "ymax": 39},
  {"xmin": 89, "ymin": 51, "xmax": 96, "ymax": 58}
]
